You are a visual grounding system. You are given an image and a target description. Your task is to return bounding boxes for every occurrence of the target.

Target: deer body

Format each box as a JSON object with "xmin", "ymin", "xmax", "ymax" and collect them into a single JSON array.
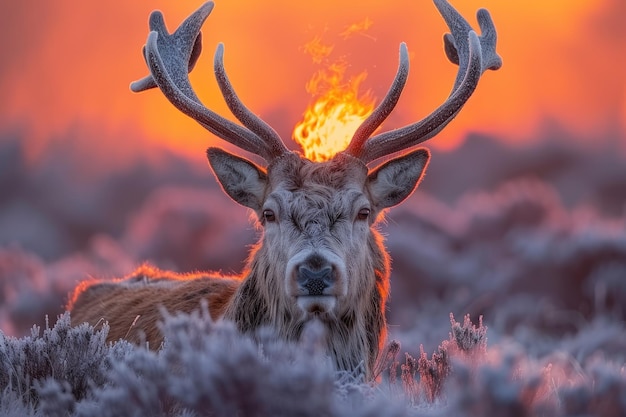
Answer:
[
  {"xmin": 70, "ymin": 269, "xmax": 239, "ymax": 345},
  {"xmin": 69, "ymin": 0, "xmax": 501, "ymax": 380},
  {"xmin": 71, "ymin": 152, "xmax": 427, "ymax": 376}
]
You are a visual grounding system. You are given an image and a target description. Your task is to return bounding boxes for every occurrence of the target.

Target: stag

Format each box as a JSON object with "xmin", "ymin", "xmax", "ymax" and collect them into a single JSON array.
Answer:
[{"xmin": 69, "ymin": 0, "xmax": 501, "ymax": 379}]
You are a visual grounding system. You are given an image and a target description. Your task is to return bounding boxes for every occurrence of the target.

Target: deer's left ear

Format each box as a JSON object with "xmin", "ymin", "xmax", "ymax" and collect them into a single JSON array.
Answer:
[
  {"xmin": 367, "ymin": 148, "xmax": 430, "ymax": 210},
  {"xmin": 207, "ymin": 147, "xmax": 267, "ymax": 211}
]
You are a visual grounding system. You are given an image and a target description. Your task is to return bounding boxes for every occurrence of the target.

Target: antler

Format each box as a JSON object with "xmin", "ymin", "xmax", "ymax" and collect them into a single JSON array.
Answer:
[
  {"xmin": 130, "ymin": 1, "xmax": 289, "ymax": 163},
  {"xmin": 344, "ymin": 0, "xmax": 502, "ymax": 164}
]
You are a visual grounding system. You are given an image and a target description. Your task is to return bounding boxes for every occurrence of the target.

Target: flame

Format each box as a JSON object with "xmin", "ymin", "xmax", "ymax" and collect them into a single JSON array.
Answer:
[
  {"xmin": 340, "ymin": 18, "xmax": 375, "ymax": 40},
  {"xmin": 293, "ymin": 37, "xmax": 376, "ymax": 162}
]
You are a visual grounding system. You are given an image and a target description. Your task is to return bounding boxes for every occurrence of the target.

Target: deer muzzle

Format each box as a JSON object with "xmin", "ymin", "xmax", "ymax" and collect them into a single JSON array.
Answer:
[
  {"xmin": 297, "ymin": 265, "xmax": 333, "ymax": 296},
  {"xmin": 287, "ymin": 252, "xmax": 346, "ymax": 315}
]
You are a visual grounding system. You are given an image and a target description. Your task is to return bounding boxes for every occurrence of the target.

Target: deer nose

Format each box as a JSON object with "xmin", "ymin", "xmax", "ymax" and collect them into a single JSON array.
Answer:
[{"xmin": 297, "ymin": 265, "xmax": 333, "ymax": 296}]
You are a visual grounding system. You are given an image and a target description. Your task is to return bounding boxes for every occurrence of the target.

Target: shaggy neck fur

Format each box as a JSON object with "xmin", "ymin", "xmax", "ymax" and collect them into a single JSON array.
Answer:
[{"xmin": 223, "ymin": 232, "xmax": 390, "ymax": 378}]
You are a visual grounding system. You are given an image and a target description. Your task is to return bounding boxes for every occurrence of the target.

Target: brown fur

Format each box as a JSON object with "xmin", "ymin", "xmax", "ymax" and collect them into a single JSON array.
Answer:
[{"xmin": 69, "ymin": 265, "xmax": 240, "ymax": 347}]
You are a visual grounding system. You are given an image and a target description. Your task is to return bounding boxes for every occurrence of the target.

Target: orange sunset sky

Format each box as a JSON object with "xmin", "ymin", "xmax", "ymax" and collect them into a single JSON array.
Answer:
[{"xmin": 0, "ymin": 0, "xmax": 624, "ymax": 159}]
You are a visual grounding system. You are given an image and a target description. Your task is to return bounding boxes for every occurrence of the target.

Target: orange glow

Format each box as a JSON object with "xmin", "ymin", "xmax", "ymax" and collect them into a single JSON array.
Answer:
[
  {"xmin": 0, "ymin": 0, "xmax": 622, "ymax": 159},
  {"xmin": 293, "ymin": 35, "xmax": 376, "ymax": 161}
]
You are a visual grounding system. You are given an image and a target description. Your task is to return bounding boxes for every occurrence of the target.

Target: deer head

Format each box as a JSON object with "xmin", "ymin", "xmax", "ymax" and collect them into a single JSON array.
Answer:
[{"xmin": 128, "ymin": 0, "xmax": 501, "ymax": 375}]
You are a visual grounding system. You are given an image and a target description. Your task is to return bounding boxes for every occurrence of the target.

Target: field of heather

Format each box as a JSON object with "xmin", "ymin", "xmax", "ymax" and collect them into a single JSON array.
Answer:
[{"xmin": 1, "ymin": 130, "xmax": 625, "ymax": 416}]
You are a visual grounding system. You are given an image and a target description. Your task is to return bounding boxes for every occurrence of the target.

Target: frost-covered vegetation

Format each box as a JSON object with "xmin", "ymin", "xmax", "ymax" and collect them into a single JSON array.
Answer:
[
  {"xmin": 1, "ymin": 311, "xmax": 624, "ymax": 416},
  {"xmin": 1, "ymin": 129, "xmax": 625, "ymax": 415}
]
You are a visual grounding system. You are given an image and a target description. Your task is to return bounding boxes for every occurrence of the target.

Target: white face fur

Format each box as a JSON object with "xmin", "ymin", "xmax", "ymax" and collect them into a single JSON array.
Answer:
[
  {"xmin": 264, "ymin": 184, "xmax": 373, "ymax": 317},
  {"xmin": 207, "ymin": 147, "xmax": 430, "ymax": 320}
]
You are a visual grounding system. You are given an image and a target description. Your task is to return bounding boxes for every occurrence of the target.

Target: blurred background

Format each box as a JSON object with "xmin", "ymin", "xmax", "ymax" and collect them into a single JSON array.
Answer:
[{"xmin": 0, "ymin": 0, "xmax": 625, "ymax": 359}]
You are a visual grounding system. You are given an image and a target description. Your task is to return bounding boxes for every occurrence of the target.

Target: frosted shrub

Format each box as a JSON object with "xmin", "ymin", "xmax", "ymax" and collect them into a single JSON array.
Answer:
[
  {"xmin": 82, "ymin": 306, "xmax": 343, "ymax": 417},
  {"xmin": 558, "ymin": 360, "xmax": 626, "ymax": 417},
  {"xmin": 0, "ymin": 313, "xmax": 114, "ymax": 406},
  {"xmin": 377, "ymin": 314, "xmax": 488, "ymax": 405}
]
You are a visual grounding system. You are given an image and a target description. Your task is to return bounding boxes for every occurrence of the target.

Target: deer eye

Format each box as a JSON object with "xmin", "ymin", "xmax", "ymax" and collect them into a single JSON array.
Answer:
[
  {"xmin": 356, "ymin": 208, "xmax": 370, "ymax": 221},
  {"xmin": 262, "ymin": 209, "xmax": 276, "ymax": 223}
]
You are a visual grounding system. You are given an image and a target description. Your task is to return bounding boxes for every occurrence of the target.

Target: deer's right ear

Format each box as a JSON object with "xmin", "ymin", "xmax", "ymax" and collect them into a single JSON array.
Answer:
[
  {"xmin": 367, "ymin": 148, "xmax": 430, "ymax": 210},
  {"xmin": 207, "ymin": 147, "xmax": 267, "ymax": 211}
]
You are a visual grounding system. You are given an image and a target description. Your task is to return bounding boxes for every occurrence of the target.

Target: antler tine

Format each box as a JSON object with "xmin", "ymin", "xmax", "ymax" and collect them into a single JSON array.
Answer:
[
  {"xmin": 360, "ymin": 32, "xmax": 483, "ymax": 163},
  {"xmin": 130, "ymin": 1, "xmax": 287, "ymax": 163},
  {"xmin": 352, "ymin": 0, "xmax": 502, "ymax": 164},
  {"xmin": 129, "ymin": 9, "xmax": 203, "ymax": 93},
  {"xmin": 214, "ymin": 44, "xmax": 289, "ymax": 160},
  {"xmin": 437, "ymin": 0, "xmax": 502, "ymax": 90},
  {"xmin": 344, "ymin": 43, "xmax": 409, "ymax": 159}
]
